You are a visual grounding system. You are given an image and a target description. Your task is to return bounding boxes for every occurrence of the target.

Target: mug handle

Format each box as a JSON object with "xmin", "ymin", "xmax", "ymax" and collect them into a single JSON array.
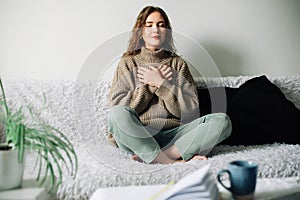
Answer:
[{"xmin": 217, "ymin": 169, "xmax": 232, "ymax": 192}]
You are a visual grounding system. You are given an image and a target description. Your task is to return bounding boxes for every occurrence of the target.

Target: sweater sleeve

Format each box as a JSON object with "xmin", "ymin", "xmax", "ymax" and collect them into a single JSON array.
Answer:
[
  {"xmin": 155, "ymin": 59, "xmax": 199, "ymax": 123},
  {"xmin": 109, "ymin": 58, "xmax": 157, "ymax": 113}
]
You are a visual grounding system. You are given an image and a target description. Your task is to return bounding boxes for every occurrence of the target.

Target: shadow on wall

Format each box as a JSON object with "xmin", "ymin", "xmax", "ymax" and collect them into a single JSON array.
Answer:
[{"xmin": 193, "ymin": 39, "xmax": 245, "ymax": 77}]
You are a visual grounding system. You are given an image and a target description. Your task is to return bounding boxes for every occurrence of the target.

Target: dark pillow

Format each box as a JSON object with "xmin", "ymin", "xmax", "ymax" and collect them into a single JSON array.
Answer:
[
  {"xmin": 197, "ymin": 87, "xmax": 239, "ymax": 117},
  {"xmin": 222, "ymin": 75, "xmax": 300, "ymax": 145}
]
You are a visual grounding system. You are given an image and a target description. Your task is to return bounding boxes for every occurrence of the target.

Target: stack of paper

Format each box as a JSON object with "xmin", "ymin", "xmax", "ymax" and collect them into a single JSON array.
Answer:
[{"xmin": 152, "ymin": 164, "xmax": 218, "ymax": 200}]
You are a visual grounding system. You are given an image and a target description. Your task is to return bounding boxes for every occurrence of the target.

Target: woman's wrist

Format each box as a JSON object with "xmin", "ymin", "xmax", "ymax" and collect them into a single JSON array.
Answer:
[{"xmin": 154, "ymin": 78, "xmax": 165, "ymax": 88}]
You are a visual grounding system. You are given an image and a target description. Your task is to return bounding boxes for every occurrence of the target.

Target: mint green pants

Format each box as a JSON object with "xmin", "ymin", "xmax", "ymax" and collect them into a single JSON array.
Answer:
[{"xmin": 108, "ymin": 105, "xmax": 232, "ymax": 163}]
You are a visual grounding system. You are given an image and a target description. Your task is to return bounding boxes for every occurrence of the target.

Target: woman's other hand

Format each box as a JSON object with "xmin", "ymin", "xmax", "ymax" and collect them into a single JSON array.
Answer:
[
  {"xmin": 158, "ymin": 65, "xmax": 173, "ymax": 81},
  {"xmin": 137, "ymin": 65, "xmax": 172, "ymax": 88}
]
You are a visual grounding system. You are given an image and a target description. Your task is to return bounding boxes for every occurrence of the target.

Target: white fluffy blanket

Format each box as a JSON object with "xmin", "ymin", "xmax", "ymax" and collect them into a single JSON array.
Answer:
[{"xmin": 2, "ymin": 75, "xmax": 300, "ymax": 200}]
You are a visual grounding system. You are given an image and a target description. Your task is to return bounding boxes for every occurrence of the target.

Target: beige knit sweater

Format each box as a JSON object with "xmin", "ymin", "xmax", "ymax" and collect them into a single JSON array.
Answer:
[{"xmin": 109, "ymin": 47, "xmax": 199, "ymax": 131}]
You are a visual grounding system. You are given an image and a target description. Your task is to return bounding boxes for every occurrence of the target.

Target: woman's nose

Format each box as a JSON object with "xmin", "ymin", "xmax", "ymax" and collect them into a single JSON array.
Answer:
[{"xmin": 152, "ymin": 25, "xmax": 158, "ymax": 32}]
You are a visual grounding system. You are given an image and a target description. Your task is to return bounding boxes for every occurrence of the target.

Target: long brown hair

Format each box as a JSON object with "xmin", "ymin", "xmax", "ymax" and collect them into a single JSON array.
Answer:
[{"xmin": 122, "ymin": 6, "xmax": 176, "ymax": 57}]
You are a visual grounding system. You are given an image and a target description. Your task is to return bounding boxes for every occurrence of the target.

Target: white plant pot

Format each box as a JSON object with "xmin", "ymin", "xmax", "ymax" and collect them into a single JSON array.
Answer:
[{"xmin": 0, "ymin": 148, "xmax": 25, "ymax": 191}]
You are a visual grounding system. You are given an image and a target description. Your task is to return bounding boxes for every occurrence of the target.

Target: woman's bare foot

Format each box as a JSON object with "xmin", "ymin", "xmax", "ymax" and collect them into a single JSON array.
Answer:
[
  {"xmin": 131, "ymin": 154, "xmax": 144, "ymax": 163},
  {"xmin": 131, "ymin": 154, "xmax": 186, "ymax": 164},
  {"xmin": 131, "ymin": 154, "xmax": 207, "ymax": 164},
  {"xmin": 175, "ymin": 159, "xmax": 186, "ymax": 163},
  {"xmin": 190, "ymin": 155, "xmax": 208, "ymax": 161},
  {"xmin": 176, "ymin": 155, "xmax": 208, "ymax": 163}
]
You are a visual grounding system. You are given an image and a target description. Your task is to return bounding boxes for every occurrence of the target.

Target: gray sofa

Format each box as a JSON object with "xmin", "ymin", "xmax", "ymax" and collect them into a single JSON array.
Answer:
[{"xmin": 2, "ymin": 75, "xmax": 300, "ymax": 200}]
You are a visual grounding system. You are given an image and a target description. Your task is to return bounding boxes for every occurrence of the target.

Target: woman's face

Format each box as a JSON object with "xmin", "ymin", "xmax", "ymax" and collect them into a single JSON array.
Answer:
[{"xmin": 142, "ymin": 11, "xmax": 166, "ymax": 51}]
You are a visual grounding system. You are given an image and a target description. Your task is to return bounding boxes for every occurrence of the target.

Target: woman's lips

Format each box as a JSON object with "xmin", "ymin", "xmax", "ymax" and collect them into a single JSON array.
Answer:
[{"xmin": 151, "ymin": 36, "xmax": 160, "ymax": 39}]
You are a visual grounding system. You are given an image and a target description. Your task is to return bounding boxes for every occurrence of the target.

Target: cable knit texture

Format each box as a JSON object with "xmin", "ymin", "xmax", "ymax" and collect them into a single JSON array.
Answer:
[{"xmin": 109, "ymin": 47, "xmax": 199, "ymax": 130}]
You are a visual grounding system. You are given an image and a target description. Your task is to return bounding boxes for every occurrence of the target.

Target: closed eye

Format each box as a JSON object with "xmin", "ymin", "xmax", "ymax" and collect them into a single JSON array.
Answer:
[
  {"xmin": 158, "ymin": 22, "xmax": 165, "ymax": 28},
  {"xmin": 145, "ymin": 21, "xmax": 165, "ymax": 28}
]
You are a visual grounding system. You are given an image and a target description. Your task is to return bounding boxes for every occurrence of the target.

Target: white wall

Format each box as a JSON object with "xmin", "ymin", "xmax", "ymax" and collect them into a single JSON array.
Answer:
[{"xmin": 1, "ymin": 0, "xmax": 300, "ymax": 80}]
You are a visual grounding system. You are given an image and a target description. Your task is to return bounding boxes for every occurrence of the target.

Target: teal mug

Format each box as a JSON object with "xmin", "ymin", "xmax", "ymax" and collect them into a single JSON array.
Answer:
[{"xmin": 217, "ymin": 160, "xmax": 258, "ymax": 200}]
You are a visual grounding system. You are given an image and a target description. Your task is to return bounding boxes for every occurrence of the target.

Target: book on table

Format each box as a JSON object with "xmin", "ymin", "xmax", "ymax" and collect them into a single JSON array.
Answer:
[
  {"xmin": 90, "ymin": 164, "xmax": 218, "ymax": 200},
  {"xmin": 149, "ymin": 164, "xmax": 218, "ymax": 200}
]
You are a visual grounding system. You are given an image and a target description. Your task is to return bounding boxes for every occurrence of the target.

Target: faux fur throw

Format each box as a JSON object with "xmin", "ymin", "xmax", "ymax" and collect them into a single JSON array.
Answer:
[{"xmin": 1, "ymin": 75, "xmax": 299, "ymax": 200}]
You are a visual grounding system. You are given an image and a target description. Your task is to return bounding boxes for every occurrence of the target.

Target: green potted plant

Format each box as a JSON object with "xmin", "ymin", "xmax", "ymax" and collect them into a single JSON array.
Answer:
[{"xmin": 0, "ymin": 78, "xmax": 78, "ymax": 194}]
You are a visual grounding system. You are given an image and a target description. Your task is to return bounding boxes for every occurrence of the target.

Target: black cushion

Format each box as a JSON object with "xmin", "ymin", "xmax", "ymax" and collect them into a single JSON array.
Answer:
[
  {"xmin": 197, "ymin": 87, "xmax": 239, "ymax": 117},
  {"xmin": 197, "ymin": 75, "xmax": 300, "ymax": 145}
]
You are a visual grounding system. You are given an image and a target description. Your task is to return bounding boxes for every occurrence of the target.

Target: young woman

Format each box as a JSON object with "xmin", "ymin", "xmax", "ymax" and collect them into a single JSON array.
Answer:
[{"xmin": 108, "ymin": 6, "xmax": 232, "ymax": 164}]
